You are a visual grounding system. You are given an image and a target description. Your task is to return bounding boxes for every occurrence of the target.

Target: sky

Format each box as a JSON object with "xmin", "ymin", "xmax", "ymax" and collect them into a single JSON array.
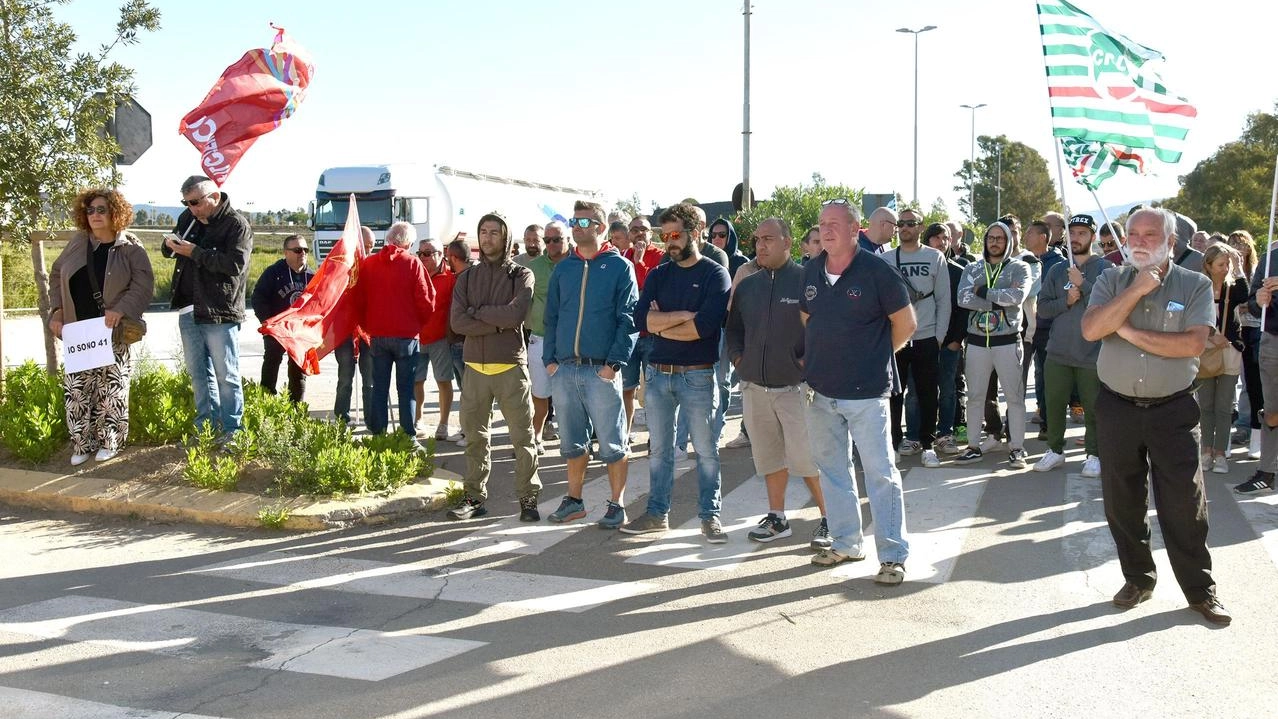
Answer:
[{"xmin": 60, "ymin": 0, "xmax": 1278, "ymax": 224}]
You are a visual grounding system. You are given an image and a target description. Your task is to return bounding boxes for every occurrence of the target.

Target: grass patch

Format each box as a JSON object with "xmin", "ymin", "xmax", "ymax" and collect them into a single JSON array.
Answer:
[{"xmin": 257, "ymin": 504, "xmax": 291, "ymax": 529}]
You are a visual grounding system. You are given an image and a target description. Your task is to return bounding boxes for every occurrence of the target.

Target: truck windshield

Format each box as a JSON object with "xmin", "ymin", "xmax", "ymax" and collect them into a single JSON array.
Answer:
[{"xmin": 314, "ymin": 197, "xmax": 393, "ymax": 230}]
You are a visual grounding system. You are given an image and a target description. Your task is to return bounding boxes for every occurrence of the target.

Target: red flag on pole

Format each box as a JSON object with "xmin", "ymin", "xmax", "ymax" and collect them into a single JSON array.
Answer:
[
  {"xmin": 180, "ymin": 26, "xmax": 314, "ymax": 185},
  {"xmin": 260, "ymin": 196, "xmax": 366, "ymax": 375}
]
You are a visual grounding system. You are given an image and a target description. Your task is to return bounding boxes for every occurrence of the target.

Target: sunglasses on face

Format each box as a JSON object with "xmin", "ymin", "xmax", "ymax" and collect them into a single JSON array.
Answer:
[
  {"xmin": 286, "ymin": 247, "xmax": 309, "ymax": 255},
  {"xmin": 1100, "ymin": 242, "xmax": 1118, "ymax": 249},
  {"xmin": 182, "ymin": 193, "xmax": 211, "ymax": 207},
  {"xmin": 661, "ymin": 230, "xmax": 692, "ymax": 242},
  {"xmin": 709, "ymin": 230, "xmax": 728, "ymax": 239},
  {"xmin": 84, "ymin": 205, "xmax": 110, "ymax": 216},
  {"xmin": 545, "ymin": 236, "xmax": 564, "ymax": 243},
  {"xmin": 568, "ymin": 217, "xmax": 600, "ymax": 229},
  {"xmin": 897, "ymin": 220, "xmax": 922, "ymax": 228}
]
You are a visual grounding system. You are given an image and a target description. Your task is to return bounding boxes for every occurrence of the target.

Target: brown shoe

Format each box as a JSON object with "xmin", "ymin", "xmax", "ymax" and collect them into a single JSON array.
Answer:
[
  {"xmin": 1188, "ymin": 596, "xmax": 1232, "ymax": 625},
  {"xmin": 1112, "ymin": 582, "xmax": 1153, "ymax": 608}
]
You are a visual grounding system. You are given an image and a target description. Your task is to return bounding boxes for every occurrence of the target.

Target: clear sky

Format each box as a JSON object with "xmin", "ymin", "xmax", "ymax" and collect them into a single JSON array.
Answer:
[{"xmin": 61, "ymin": 0, "xmax": 1278, "ymax": 223}]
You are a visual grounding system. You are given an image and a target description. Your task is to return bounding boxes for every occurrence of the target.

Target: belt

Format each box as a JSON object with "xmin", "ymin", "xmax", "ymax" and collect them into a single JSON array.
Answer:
[
  {"xmin": 562, "ymin": 357, "xmax": 608, "ymax": 366},
  {"xmin": 650, "ymin": 363, "xmax": 714, "ymax": 373},
  {"xmin": 1103, "ymin": 384, "xmax": 1194, "ymax": 409},
  {"xmin": 747, "ymin": 381, "xmax": 798, "ymax": 392}
]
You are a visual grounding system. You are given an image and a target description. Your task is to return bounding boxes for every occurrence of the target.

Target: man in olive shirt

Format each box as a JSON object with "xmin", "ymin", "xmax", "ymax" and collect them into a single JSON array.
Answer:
[
  {"xmin": 526, "ymin": 220, "xmax": 572, "ymax": 452},
  {"xmin": 1081, "ymin": 207, "xmax": 1230, "ymax": 626}
]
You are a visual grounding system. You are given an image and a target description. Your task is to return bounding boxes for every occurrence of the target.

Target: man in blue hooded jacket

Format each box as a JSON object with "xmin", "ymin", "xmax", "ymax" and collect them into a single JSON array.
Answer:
[{"xmin": 543, "ymin": 200, "xmax": 639, "ymax": 528}]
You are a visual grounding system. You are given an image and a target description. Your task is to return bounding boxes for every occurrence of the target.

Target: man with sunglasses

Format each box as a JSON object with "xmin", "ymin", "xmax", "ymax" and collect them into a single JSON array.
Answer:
[
  {"xmin": 1099, "ymin": 221, "xmax": 1125, "ymax": 265},
  {"xmin": 542, "ymin": 201, "xmax": 639, "ymax": 527},
  {"xmin": 250, "ymin": 234, "xmax": 314, "ymax": 403},
  {"xmin": 527, "ymin": 220, "xmax": 574, "ymax": 452},
  {"xmin": 163, "ymin": 175, "xmax": 253, "ymax": 441},
  {"xmin": 622, "ymin": 202, "xmax": 732, "ymax": 541},
  {"xmin": 412, "ymin": 237, "xmax": 461, "ymax": 443}
]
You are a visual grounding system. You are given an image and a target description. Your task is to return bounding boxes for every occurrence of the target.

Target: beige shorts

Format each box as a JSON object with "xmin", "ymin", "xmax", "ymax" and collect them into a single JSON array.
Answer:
[{"xmin": 741, "ymin": 381, "xmax": 818, "ymax": 477}]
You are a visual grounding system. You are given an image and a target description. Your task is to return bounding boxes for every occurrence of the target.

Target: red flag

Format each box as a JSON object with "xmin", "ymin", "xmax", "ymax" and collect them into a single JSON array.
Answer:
[
  {"xmin": 180, "ymin": 26, "xmax": 314, "ymax": 185},
  {"xmin": 260, "ymin": 196, "xmax": 366, "ymax": 375}
]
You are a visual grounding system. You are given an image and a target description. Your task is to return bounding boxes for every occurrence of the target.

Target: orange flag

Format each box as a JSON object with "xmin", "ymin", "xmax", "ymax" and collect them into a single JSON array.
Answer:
[{"xmin": 259, "ymin": 195, "xmax": 366, "ymax": 374}]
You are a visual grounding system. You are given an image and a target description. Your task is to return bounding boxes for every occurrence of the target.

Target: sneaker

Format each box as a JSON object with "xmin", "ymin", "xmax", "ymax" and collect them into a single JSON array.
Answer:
[
  {"xmin": 548, "ymin": 496, "xmax": 587, "ymax": 523},
  {"xmin": 535, "ymin": 440, "xmax": 545, "ymax": 456},
  {"xmin": 1008, "ymin": 448, "xmax": 1028, "ymax": 469},
  {"xmin": 747, "ymin": 513, "xmax": 792, "ymax": 543},
  {"xmin": 921, "ymin": 449, "xmax": 941, "ymax": 468},
  {"xmin": 597, "ymin": 501, "xmax": 626, "ymax": 529},
  {"xmin": 810, "ymin": 518, "xmax": 833, "ymax": 551},
  {"xmin": 702, "ymin": 517, "xmax": 728, "ymax": 544},
  {"xmin": 1034, "ymin": 449, "xmax": 1066, "ymax": 472},
  {"xmin": 953, "ymin": 446, "xmax": 983, "ymax": 464},
  {"xmin": 1200, "ymin": 452, "xmax": 1213, "ymax": 469},
  {"xmin": 673, "ymin": 448, "xmax": 690, "ymax": 462},
  {"xmin": 898, "ymin": 439, "xmax": 923, "ymax": 456},
  {"xmin": 542, "ymin": 424, "xmax": 558, "ymax": 441},
  {"xmin": 454, "ymin": 432, "xmax": 469, "ymax": 447},
  {"xmin": 979, "ymin": 436, "xmax": 1006, "ymax": 453},
  {"xmin": 1234, "ymin": 472, "xmax": 1274, "ymax": 495},
  {"xmin": 619, "ymin": 512, "xmax": 669, "ymax": 535},
  {"xmin": 94, "ymin": 447, "xmax": 119, "ymax": 462},
  {"xmin": 934, "ymin": 435, "xmax": 960, "ymax": 455},
  {"xmin": 1036, "ymin": 429, "xmax": 1048, "ymax": 441},
  {"xmin": 434, "ymin": 424, "xmax": 450, "ymax": 440},
  {"xmin": 725, "ymin": 433, "xmax": 751, "ymax": 449},
  {"xmin": 440, "ymin": 425, "xmax": 464, "ymax": 443},
  {"xmin": 874, "ymin": 562, "xmax": 906, "ymax": 585},
  {"xmin": 447, "ymin": 496, "xmax": 487, "ymax": 520},
  {"xmin": 518, "ymin": 496, "xmax": 540, "ymax": 522},
  {"xmin": 954, "ymin": 425, "xmax": 968, "ymax": 444},
  {"xmin": 1081, "ymin": 455, "xmax": 1102, "ymax": 478},
  {"xmin": 1211, "ymin": 455, "xmax": 1229, "ymax": 475},
  {"xmin": 70, "ymin": 452, "xmax": 92, "ymax": 466},
  {"xmin": 811, "ymin": 548, "xmax": 865, "ymax": 566}
]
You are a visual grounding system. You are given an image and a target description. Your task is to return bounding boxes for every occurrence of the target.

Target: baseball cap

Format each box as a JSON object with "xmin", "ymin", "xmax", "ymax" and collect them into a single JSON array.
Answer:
[{"xmin": 1068, "ymin": 214, "xmax": 1097, "ymax": 232}]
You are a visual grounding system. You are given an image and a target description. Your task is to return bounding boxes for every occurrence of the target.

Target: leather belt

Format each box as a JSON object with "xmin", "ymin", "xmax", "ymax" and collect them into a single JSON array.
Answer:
[
  {"xmin": 650, "ymin": 363, "xmax": 714, "ymax": 373},
  {"xmin": 746, "ymin": 381, "xmax": 798, "ymax": 392},
  {"xmin": 1103, "ymin": 384, "xmax": 1193, "ymax": 409}
]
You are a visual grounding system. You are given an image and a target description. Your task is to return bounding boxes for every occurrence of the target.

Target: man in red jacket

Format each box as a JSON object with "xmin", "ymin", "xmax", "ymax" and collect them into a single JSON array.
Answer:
[
  {"xmin": 351, "ymin": 221, "xmax": 435, "ymax": 440},
  {"xmin": 412, "ymin": 237, "xmax": 460, "ymax": 441}
]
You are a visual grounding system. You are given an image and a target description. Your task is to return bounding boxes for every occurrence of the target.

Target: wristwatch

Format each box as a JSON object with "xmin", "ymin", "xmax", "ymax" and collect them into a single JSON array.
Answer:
[{"xmin": 606, "ymin": 361, "xmax": 622, "ymax": 373}]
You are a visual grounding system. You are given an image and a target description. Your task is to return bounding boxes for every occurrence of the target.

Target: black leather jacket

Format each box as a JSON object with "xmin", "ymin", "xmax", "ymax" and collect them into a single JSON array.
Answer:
[{"xmin": 164, "ymin": 193, "xmax": 254, "ymax": 324}]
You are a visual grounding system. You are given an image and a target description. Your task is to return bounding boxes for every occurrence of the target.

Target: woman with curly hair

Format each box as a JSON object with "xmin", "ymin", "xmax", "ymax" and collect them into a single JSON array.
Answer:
[{"xmin": 48, "ymin": 188, "xmax": 154, "ymax": 465}]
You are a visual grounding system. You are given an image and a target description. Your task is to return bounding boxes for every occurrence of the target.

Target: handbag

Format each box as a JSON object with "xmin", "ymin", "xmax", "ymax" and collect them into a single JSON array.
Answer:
[
  {"xmin": 1197, "ymin": 286, "xmax": 1241, "ymax": 380},
  {"xmin": 83, "ymin": 238, "xmax": 147, "ymax": 345}
]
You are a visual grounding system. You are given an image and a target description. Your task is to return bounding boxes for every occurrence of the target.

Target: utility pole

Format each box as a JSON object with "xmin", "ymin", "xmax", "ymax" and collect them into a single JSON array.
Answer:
[
  {"xmin": 959, "ymin": 103, "xmax": 986, "ymax": 221},
  {"xmin": 897, "ymin": 25, "xmax": 937, "ymax": 205},
  {"xmin": 995, "ymin": 142, "xmax": 1004, "ymax": 220},
  {"xmin": 742, "ymin": 2, "xmax": 752, "ymax": 211}
]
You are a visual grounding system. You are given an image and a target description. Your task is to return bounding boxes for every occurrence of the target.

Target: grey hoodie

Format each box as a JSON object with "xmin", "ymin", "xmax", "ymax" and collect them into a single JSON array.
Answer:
[
  {"xmin": 1038, "ymin": 254, "xmax": 1114, "ymax": 367},
  {"xmin": 957, "ymin": 221, "xmax": 1031, "ymax": 347},
  {"xmin": 887, "ymin": 243, "xmax": 950, "ymax": 343}
]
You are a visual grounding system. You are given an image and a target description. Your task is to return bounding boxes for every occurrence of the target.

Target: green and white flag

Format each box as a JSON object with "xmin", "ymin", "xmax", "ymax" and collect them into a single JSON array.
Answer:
[
  {"xmin": 1038, "ymin": 0, "xmax": 1197, "ymax": 164},
  {"xmin": 1060, "ymin": 137, "xmax": 1147, "ymax": 190}
]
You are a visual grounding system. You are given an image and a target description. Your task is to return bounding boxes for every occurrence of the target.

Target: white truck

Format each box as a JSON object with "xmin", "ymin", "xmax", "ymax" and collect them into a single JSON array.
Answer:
[{"xmin": 310, "ymin": 164, "xmax": 603, "ymax": 259}]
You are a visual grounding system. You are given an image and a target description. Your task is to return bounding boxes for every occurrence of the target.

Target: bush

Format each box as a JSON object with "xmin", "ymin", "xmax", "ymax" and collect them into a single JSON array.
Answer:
[
  {"xmin": 183, "ymin": 425, "xmax": 239, "ymax": 491},
  {"xmin": 129, "ymin": 360, "xmax": 196, "ymax": 445},
  {"xmin": 0, "ymin": 361, "xmax": 68, "ymax": 463}
]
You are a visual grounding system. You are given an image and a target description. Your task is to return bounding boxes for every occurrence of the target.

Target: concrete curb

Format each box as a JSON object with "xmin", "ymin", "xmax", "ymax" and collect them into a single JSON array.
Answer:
[{"xmin": 0, "ymin": 466, "xmax": 461, "ymax": 531}]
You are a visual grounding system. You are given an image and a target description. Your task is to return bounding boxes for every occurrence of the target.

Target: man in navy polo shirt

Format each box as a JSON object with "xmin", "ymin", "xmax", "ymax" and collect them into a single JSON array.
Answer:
[
  {"xmin": 621, "ymin": 202, "xmax": 732, "ymax": 542},
  {"xmin": 802, "ymin": 198, "xmax": 916, "ymax": 585}
]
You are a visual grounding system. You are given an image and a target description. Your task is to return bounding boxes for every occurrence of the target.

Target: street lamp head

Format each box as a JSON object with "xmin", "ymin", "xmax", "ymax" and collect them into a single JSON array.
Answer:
[
  {"xmin": 920, "ymin": 25, "xmax": 937, "ymax": 32},
  {"xmin": 960, "ymin": 103, "xmax": 988, "ymax": 110},
  {"xmin": 897, "ymin": 25, "xmax": 938, "ymax": 35},
  {"xmin": 896, "ymin": 27, "xmax": 912, "ymax": 33}
]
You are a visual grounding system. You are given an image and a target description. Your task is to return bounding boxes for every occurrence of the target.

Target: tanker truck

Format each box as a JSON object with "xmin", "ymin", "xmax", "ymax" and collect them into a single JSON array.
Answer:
[{"xmin": 310, "ymin": 164, "xmax": 603, "ymax": 259}]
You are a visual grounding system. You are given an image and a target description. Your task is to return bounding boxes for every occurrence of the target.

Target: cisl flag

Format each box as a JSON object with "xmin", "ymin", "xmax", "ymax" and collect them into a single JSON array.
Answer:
[
  {"xmin": 180, "ymin": 26, "xmax": 314, "ymax": 185},
  {"xmin": 260, "ymin": 195, "xmax": 366, "ymax": 375}
]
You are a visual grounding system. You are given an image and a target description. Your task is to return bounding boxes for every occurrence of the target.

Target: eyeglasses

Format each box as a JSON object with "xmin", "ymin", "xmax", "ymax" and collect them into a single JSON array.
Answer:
[
  {"xmin": 897, "ymin": 220, "xmax": 922, "ymax": 228},
  {"xmin": 1100, "ymin": 242, "xmax": 1118, "ymax": 250},
  {"xmin": 709, "ymin": 231, "xmax": 728, "ymax": 239},
  {"xmin": 84, "ymin": 205, "xmax": 110, "ymax": 216},
  {"xmin": 568, "ymin": 217, "xmax": 600, "ymax": 229},
  {"xmin": 545, "ymin": 236, "xmax": 564, "ymax": 243},
  {"xmin": 286, "ymin": 247, "xmax": 309, "ymax": 255},
  {"xmin": 182, "ymin": 193, "xmax": 211, "ymax": 207}
]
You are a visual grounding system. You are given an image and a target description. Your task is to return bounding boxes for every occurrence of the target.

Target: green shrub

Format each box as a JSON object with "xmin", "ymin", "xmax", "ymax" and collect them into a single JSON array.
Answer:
[
  {"xmin": 257, "ymin": 504, "xmax": 291, "ymax": 529},
  {"xmin": 0, "ymin": 361, "xmax": 68, "ymax": 463},
  {"xmin": 128, "ymin": 360, "xmax": 196, "ymax": 445},
  {"xmin": 183, "ymin": 425, "xmax": 239, "ymax": 491}
]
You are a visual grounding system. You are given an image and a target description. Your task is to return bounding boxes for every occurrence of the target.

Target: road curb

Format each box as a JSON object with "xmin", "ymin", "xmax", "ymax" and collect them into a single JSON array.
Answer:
[{"xmin": 0, "ymin": 466, "xmax": 460, "ymax": 531}]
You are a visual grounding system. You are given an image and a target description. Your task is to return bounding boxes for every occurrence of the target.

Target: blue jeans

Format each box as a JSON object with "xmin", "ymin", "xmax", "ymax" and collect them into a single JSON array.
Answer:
[
  {"xmin": 622, "ymin": 335, "xmax": 652, "ymax": 391},
  {"xmin": 551, "ymin": 360, "xmax": 627, "ymax": 464},
  {"xmin": 333, "ymin": 338, "xmax": 372, "ymax": 425},
  {"xmin": 937, "ymin": 345, "xmax": 961, "ymax": 436},
  {"xmin": 645, "ymin": 366, "xmax": 721, "ymax": 520},
  {"xmin": 450, "ymin": 342, "xmax": 466, "ymax": 391},
  {"xmin": 368, "ymin": 336, "xmax": 419, "ymax": 436},
  {"xmin": 179, "ymin": 312, "xmax": 242, "ymax": 434},
  {"xmin": 805, "ymin": 391, "xmax": 909, "ymax": 563}
]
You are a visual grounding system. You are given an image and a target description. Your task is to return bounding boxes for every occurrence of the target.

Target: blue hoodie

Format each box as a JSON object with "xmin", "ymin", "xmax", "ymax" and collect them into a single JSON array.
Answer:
[
  {"xmin": 710, "ymin": 218, "xmax": 750, "ymax": 280},
  {"xmin": 543, "ymin": 242, "xmax": 639, "ymax": 368}
]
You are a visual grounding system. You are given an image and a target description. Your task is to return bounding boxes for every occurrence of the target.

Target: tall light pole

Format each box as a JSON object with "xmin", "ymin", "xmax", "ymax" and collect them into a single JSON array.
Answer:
[
  {"xmin": 959, "ymin": 103, "xmax": 986, "ymax": 221},
  {"xmin": 995, "ymin": 142, "xmax": 1004, "ymax": 220},
  {"xmin": 897, "ymin": 25, "xmax": 937, "ymax": 205},
  {"xmin": 742, "ymin": 2, "xmax": 752, "ymax": 211}
]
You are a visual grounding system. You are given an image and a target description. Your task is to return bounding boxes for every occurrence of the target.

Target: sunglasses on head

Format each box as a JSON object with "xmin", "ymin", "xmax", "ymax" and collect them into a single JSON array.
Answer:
[
  {"xmin": 568, "ymin": 217, "xmax": 600, "ymax": 229},
  {"xmin": 821, "ymin": 198, "xmax": 852, "ymax": 207},
  {"xmin": 84, "ymin": 205, "xmax": 109, "ymax": 216}
]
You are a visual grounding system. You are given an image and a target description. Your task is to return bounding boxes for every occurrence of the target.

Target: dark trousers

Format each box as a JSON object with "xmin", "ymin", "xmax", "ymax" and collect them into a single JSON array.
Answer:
[
  {"xmin": 984, "ymin": 374, "xmax": 1002, "ymax": 438},
  {"xmin": 1096, "ymin": 386, "xmax": 1216, "ymax": 602},
  {"xmin": 891, "ymin": 337, "xmax": 940, "ymax": 449},
  {"xmin": 261, "ymin": 335, "xmax": 305, "ymax": 403},
  {"xmin": 1031, "ymin": 332, "xmax": 1050, "ymax": 420},
  {"xmin": 1242, "ymin": 326, "xmax": 1262, "ymax": 429}
]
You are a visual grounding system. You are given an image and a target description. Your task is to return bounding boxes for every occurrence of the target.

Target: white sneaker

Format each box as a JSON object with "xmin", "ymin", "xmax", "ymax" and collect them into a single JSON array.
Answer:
[
  {"xmin": 1212, "ymin": 455, "xmax": 1229, "ymax": 474},
  {"xmin": 921, "ymin": 449, "xmax": 941, "ymax": 468},
  {"xmin": 725, "ymin": 433, "xmax": 751, "ymax": 449},
  {"xmin": 979, "ymin": 436, "xmax": 1007, "ymax": 453},
  {"xmin": 70, "ymin": 453, "xmax": 92, "ymax": 466},
  {"xmin": 455, "ymin": 432, "xmax": 468, "ymax": 447},
  {"xmin": 94, "ymin": 447, "xmax": 120, "ymax": 462},
  {"xmin": 1034, "ymin": 449, "xmax": 1066, "ymax": 472},
  {"xmin": 434, "ymin": 424, "xmax": 452, "ymax": 441},
  {"xmin": 898, "ymin": 439, "xmax": 923, "ymax": 456},
  {"xmin": 934, "ymin": 435, "xmax": 961, "ymax": 455},
  {"xmin": 1081, "ymin": 454, "xmax": 1101, "ymax": 478},
  {"xmin": 1249, "ymin": 429, "xmax": 1262, "ymax": 459}
]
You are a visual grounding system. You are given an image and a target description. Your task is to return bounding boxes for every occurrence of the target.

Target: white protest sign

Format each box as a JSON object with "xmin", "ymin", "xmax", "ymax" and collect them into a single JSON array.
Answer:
[{"xmin": 62, "ymin": 317, "xmax": 114, "ymax": 373}]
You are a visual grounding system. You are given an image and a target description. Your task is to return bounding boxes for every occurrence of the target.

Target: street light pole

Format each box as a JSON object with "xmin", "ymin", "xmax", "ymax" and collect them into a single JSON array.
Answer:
[
  {"xmin": 995, "ymin": 142, "xmax": 1003, "ymax": 220},
  {"xmin": 897, "ymin": 25, "xmax": 937, "ymax": 205},
  {"xmin": 742, "ymin": 2, "xmax": 752, "ymax": 212},
  {"xmin": 959, "ymin": 103, "xmax": 986, "ymax": 221}
]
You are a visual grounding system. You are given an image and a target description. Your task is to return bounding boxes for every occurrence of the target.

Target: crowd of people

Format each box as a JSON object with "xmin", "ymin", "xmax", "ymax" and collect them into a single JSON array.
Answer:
[{"xmin": 52, "ymin": 174, "xmax": 1276, "ymax": 626}]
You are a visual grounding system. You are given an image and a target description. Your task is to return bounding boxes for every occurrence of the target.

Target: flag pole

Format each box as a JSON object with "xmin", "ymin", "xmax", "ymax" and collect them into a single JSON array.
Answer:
[
  {"xmin": 1261, "ymin": 154, "xmax": 1278, "ymax": 330},
  {"xmin": 1086, "ymin": 185, "xmax": 1129, "ymax": 266},
  {"xmin": 1054, "ymin": 138, "xmax": 1072, "ymax": 218}
]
